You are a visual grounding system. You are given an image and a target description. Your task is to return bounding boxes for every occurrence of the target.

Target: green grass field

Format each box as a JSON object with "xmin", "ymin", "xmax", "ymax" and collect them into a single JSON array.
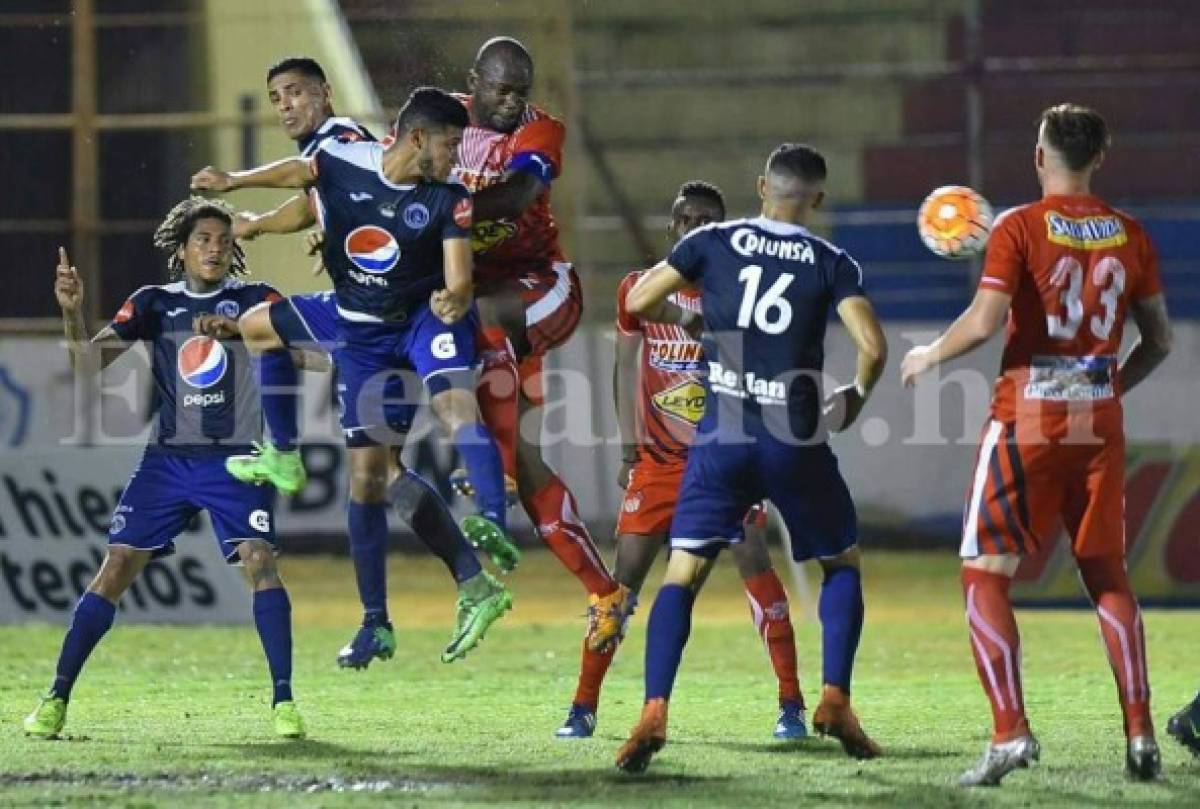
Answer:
[{"xmin": 1, "ymin": 549, "xmax": 1198, "ymax": 807}]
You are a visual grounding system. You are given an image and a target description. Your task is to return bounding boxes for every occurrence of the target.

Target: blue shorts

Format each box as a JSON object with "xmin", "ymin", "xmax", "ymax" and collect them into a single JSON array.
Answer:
[
  {"xmin": 108, "ymin": 449, "xmax": 277, "ymax": 564},
  {"xmin": 670, "ymin": 430, "xmax": 857, "ymax": 562},
  {"xmin": 336, "ymin": 304, "xmax": 480, "ymax": 446},
  {"xmin": 269, "ymin": 291, "xmax": 338, "ymax": 350}
]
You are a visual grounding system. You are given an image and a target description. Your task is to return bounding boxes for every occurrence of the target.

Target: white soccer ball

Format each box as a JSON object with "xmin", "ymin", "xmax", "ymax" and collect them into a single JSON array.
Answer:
[{"xmin": 917, "ymin": 185, "xmax": 993, "ymax": 259}]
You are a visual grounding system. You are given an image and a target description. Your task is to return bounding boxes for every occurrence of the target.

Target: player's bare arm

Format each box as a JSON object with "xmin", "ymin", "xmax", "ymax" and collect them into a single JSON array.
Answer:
[
  {"xmin": 55, "ymin": 247, "xmax": 127, "ymax": 371},
  {"xmin": 431, "ymin": 236, "xmax": 474, "ymax": 324},
  {"xmin": 613, "ymin": 328, "xmax": 642, "ymax": 488},
  {"xmin": 1119, "ymin": 293, "xmax": 1172, "ymax": 394},
  {"xmin": 470, "ymin": 170, "xmax": 544, "ymax": 221},
  {"xmin": 901, "ymin": 288, "xmax": 1011, "ymax": 387},
  {"xmin": 235, "ymin": 195, "xmax": 316, "ymax": 240},
  {"xmin": 828, "ymin": 295, "xmax": 888, "ymax": 431},
  {"xmin": 625, "ymin": 262, "xmax": 701, "ymax": 338},
  {"xmin": 191, "ymin": 156, "xmax": 314, "ymax": 193}
]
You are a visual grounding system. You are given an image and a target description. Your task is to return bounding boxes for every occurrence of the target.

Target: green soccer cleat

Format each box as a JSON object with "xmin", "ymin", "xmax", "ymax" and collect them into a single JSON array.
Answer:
[
  {"xmin": 23, "ymin": 695, "xmax": 67, "ymax": 738},
  {"xmin": 273, "ymin": 700, "xmax": 306, "ymax": 739},
  {"xmin": 225, "ymin": 441, "xmax": 308, "ymax": 496},
  {"xmin": 441, "ymin": 572, "xmax": 513, "ymax": 663},
  {"xmin": 460, "ymin": 515, "xmax": 522, "ymax": 573}
]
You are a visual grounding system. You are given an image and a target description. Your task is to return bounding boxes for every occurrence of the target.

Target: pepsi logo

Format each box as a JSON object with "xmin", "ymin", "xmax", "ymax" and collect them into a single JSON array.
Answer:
[
  {"xmin": 344, "ymin": 225, "xmax": 400, "ymax": 274},
  {"xmin": 178, "ymin": 335, "xmax": 228, "ymax": 389}
]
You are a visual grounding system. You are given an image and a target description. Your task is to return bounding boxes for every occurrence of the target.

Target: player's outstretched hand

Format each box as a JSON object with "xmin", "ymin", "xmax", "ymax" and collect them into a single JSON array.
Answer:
[
  {"xmin": 430, "ymin": 290, "xmax": 469, "ymax": 324},
  {"xmin": 191, "ymin": 166, "xmax": 234, "ymax": 193},
  {"xmin": 900, "ymin": 345, "xmax": 933, "ymax": 388},
  {"xmin": 54, "ymin": 247, "xmax": 84, "ymax": 313},
  {"xmin": 193, "ymin": 314, "xmax": 239, "ymax": 339},
  {"xmin": 823, "ymin": 384, "xmax": 865, "ymax": 433}
]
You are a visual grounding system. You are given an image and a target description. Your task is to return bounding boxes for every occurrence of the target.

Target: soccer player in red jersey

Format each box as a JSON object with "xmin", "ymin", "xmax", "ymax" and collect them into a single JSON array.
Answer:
[
  {"xmin": 450, "ymin": 37, "xmax": 625, "ymax": 647},
  {"xmin": 555, "ymin": 182, "xmax": 805, "ymax": 740},
  {"xmin": 902, "ymin": 104, "xmax": 1173, "ymax": 786}
]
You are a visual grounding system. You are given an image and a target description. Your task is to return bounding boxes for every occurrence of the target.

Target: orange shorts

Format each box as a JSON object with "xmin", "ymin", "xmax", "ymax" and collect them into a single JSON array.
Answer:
[
  {"xmin": 617, "ymin": 460, "xmax": 767, "ymax": 537},
  {"xmin": 960, "ymin": 419, "xmax": 1125, "ymax": 560}
]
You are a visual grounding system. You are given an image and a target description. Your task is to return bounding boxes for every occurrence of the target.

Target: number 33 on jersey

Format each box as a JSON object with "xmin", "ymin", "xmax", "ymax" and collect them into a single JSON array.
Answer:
[{"xmin": 980, "ymin": 195, "xmax": 1162, "ymax": 421}]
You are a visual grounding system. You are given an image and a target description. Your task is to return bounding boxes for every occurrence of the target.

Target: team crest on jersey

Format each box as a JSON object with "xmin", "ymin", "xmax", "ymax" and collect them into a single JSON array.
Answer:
[
  {"xmin": 403, "ymin": 203, "xmax": 430, "ymax": 230},
  {"xmin": 215, "ymin": 299, "xmax": 240, "ymax": 319},
  {"xmin": 345, "ymin": 225, "xmax": 401, "ymax": 273},
  {"xmin": 470, "ymin": 219, "xmax": 517, "ymax": 253},
  {"xmin": 178, "ymin": 335, "xmax": 228, "ymax": 389},
  {"xmin": 1045, "ymin": 212, "xmax": 1127, "ymax": 250},
  {"xmin": 652, "ymin": 379, "xmax": 707, "ymax": 426}
]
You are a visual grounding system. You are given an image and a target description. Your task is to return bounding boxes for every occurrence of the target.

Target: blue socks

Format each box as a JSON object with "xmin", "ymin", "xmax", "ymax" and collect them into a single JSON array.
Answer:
[
  {"xmin": 452, "ymin": 423, "xmax": 507, "ymax": 529},
  {"xmin": 644, "ymin": 584, "xmax": 695, "ymax": 701},
  {"xmin": 389, "ymin": 471, "xmax": 482, "ymax": 584},
  {"xmin": 819, "ymin": 566, "xmax": 864, "ymax": 692},
  {"xmin": 347, "ymin": 500, "xmax": 389, "ymax": 623},
  {"xmin": 257, "ymin": 349, "xmax": 299, "ymax": 452},
  {"xmin": 50, "ymin": 591, "xmax": 116, "ymax": 701},
  {"xmin": 252, "ymin": 587, "xmax": 294, "ymax": 706}
]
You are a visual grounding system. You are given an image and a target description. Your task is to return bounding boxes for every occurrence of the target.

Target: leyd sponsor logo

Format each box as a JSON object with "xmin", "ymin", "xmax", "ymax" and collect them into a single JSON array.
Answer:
[
  {"xmin": 1045, "ymin": 212, "xmax": 1127, "ymax": 250},
  {"xmin": 730, "ymin": 227, "xmax": 815, "ymax": 264},
  {"xmin": 652, "ymin": 379, "xmax": 707, "ymax": 426}
]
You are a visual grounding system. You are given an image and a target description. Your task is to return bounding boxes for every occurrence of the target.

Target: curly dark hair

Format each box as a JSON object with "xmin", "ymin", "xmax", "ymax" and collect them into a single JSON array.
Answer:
[{"xmin": 152, "ymin": 196, "xmax": 246, "ymax": 280}]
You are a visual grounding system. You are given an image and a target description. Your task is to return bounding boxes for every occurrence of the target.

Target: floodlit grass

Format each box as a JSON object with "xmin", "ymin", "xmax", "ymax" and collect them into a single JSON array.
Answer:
[{"xmin": 1, "ymin": 549, "xmax": 1198, "ymax": 807}]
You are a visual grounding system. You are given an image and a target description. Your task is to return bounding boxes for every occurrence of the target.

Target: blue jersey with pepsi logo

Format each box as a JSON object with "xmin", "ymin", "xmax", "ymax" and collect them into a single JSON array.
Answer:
[
  {"xmin": 106, "ymin": 279, "xmax": 280, "ymax": 456},
  {"xmin": 669, "ymin": 216, "xmax": 866, "ymax": 441},
  {"xmin": 311, "ymin": 139, "xmax": 472, "ymax": 322}
]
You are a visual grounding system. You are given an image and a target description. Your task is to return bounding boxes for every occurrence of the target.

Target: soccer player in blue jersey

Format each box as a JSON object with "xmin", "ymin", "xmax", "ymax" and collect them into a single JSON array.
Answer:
[
  {"xmin": 198, "ymin": 63, "xmax": 519, "ymax": 669},
  {"xmin": 613, "ymin": 144, "xmax": 888, "ymax": 772},
  {"xmin": 192, "ymin": 87, "xmax": 513, "ymax": 662},
  {"xmin": 24, "ymin": 198, "xmax": 304, "ymax": 740}
]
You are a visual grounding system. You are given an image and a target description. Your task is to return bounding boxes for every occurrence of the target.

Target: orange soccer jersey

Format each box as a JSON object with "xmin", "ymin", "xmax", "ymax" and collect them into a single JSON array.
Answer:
[
  {"xmin": 962, "ymin": 194, "xmax": 1163, "ymax": 560},
  {"xmin": 452, "ymin": 94, "xmax": 565, "ymax": 288},
  {"xmin": 614, "ymin": 271, "xmax": 767, "ymax": 537}
]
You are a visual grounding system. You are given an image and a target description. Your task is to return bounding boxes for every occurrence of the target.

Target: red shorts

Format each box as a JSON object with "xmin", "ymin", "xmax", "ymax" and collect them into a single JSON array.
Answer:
[
  {"xmin": 520, "ymin": 261, "xmax": 582, "ymax": 356},
  {"xmin": 960, "ymin": 419, "xmax": 1126, "ymax": 560},
  {"xmin": 617, "ymin": 460, "xmax": 767, "ymax": 537}
]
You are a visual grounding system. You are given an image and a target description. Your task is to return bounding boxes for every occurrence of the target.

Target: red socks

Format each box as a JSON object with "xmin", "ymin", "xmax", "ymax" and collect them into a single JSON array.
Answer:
[
  {"xmin": 573, "ymin": 639, "xmax": 617, "ymax": 710},
  {"xmin": 743, "ymin": 570, "xmax": 803, "ymax": 706},
  {"xmin": 962, "ymin": 566, "xmax": 1029, "ymax": 742},
  {"xmin": 476, "ymin": 327, "xmax": 518, "ymax": 479},
  {"xmin": 521, "ymin": 475, "xmax": 616, "ymax": 596}
]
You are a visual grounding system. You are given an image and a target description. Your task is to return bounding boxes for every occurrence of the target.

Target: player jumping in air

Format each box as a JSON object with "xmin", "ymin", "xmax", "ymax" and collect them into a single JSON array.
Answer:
[
  {"xmin": 25, "ymin": 199, "xmax": 305, "ymax": 739},
  {"xmin": 449, "ymin": 37, "xmax": 628, "ymax": 651},
  {"xmin": 615, "ymin": 144, "xmax": 887, "ymax": 773},
  {"xmin": 195, "ymin": 57, "xmax": 518, "ymax": 670},
  {"xmin": 901, "ymin": 104, "xmax": 1173, "ymax": 786},
  {"xmin": 193, "ymin": 87, "xmax": 514, "ymax": 663},
  {"xmin": 555, "ymin": 181, "xmax": 805, "ymax": 741}
]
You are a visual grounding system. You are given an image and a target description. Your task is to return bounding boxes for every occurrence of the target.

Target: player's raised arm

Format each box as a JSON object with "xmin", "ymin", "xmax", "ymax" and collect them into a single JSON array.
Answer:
[
  {"xmin": 191, "ymin": 156, "xmax": 314, "ymax": 193},
  {"xmin": 900, "ymin": 287, "xmax": 1011, "ymax": 387},
  {"xmin": 828, "ymin": 295, "xmax": 888, "ymax": 431},
  {"xmin": 234, "ymin": 194, "xmax": 316, "ymax": 241},
  {"xmin": 1119, "ymin": 293, "xmax": 1172, "ymax": 394},
  {"xmin": 625, "ymin": 262, "xmax": 700, "ymax": 337},
  {"xmin": 54, "ymin": 247, "xmax": 128, "ymax": 371}
]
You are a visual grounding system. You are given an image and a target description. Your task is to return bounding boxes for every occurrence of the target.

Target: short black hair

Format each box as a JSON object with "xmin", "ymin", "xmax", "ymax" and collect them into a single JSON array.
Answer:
[
  {"xmin": 677, "ymin": 180, "xmax": 726, "ymax": 218},
  {"xmin": 266, "ymin": 57, "xmax": 326, "ymax": 84},
  {"xmin": 766, "ymin": 143, "xmax": 827, "ymax": 184},
  {"xmin": 153, "ymin": 196, "xmax": 246, "ymax": 280},
  {"xmin": 1038, "ymin": 104, "xmax": 1110, "ymax": 171},
  {"xmin": 395, "ymin": 86, "xmax": 469, "ymax": 135}
]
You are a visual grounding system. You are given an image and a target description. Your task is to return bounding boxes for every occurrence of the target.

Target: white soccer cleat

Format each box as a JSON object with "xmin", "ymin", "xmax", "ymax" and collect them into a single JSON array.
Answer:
[{"xmin": 958, "ymin": 734, "xmax": 1040, "ymax": 787}]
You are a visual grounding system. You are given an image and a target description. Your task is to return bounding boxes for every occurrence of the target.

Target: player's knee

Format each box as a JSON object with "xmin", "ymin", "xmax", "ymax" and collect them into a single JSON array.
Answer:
[
  {"xmin": 238, "ymin": 540, "xmax": 281, "ymax": 587},
  {"xmin": 818, "ymin": 545, "xmax": 862, "ymax": 575},
  {"xmin": 430, "ymin": 388, "xmax": 476, "ymax": 433},
  {"xmin": 961, "ymin": 552, "xmax": 1019, "ymax": 577},
  {"xmin": 91, "ymin": 546, "xmax": 146, "ymax": 598},
  {"xmin": 349, "ymin": 469, "xmax": 389, "ymax": 503},
  {"xmin": 1077, "ymin": 554, "xmax": 1130, "ymax": 598}
]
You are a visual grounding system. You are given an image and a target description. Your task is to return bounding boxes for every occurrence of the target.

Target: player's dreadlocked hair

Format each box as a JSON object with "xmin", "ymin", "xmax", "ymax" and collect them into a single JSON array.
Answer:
[
  {"xmin": 153, "ymin": 196, "xmax": 247, "ymax": 280},
  {"xmin": 678, "ymin": 180, "xmax": 726, "ymax": 218}
]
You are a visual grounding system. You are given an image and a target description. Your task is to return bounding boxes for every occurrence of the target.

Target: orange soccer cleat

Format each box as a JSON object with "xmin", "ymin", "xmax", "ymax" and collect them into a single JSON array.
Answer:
[
  {"xmin": 615, "ymin": 698, "xmax": 668, "ymax": 773},
  {"xmin": 812, "ymin": 685, "xmax": 882, "ymax": 760}
]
